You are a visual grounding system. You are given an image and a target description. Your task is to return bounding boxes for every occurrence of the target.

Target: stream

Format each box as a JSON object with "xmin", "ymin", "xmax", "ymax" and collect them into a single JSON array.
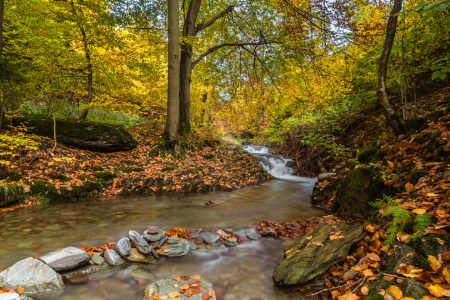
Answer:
[{"xmin": 0, "ymin": 146, "xmax": 326, "ymax": 300}]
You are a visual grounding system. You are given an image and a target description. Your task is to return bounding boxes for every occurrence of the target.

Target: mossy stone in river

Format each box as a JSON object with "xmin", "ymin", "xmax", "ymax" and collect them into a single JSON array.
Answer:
[
  {"xmin": 11, "ymin": 117, "xmax": 138, "ymax": 152},
  {"xmin": 273, "ymin": 222, "xmax": 364, "ymax": 286}
]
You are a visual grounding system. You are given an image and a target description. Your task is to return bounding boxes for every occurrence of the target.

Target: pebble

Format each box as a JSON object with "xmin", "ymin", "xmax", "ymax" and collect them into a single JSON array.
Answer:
[{"xmin": 104, "ymin": 249, "xmax": 125, "ymax": 266}]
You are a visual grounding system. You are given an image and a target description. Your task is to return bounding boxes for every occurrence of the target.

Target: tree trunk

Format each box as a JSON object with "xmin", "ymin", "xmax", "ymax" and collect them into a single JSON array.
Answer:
[
  {"xmin": 163, "ymin": 0, "xmax": 180, "ymax": 153},
  {"xmin": 0, "ymin": 0, "xmax": 4, "ymax": 129},
  {"xmin": 179, "ymin": 0, "xmax": 201, "ymax": 135},
  {"xmin": 377, "ymin": 0, "xmax": 407, "ymax": 135}
]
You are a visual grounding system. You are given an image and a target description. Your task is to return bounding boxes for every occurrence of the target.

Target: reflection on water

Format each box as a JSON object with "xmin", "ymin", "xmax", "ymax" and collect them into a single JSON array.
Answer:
[{"xmin": 0, "ymin": 166, "xmax": 326, "ymax": 299}]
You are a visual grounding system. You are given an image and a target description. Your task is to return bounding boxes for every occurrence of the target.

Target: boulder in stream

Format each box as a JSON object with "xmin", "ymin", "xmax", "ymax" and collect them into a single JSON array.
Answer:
[
  {"xmin": 38, "ymin": 247, "xmax": 91, "ymax": 271},
  {"xmin": 143, "ymin": 229, "xmax": 165, "ymax": 242},
  {"xmin": 129, "ymin": 230, "xmax": 151, "ymax": 254},
  {"xmin": 114, "ymin": 237, "xmax": 131, "ymax": 257},
  {"xmin": 0, "ymin": 257, "xmax": 64, "ymax": 293},
  {"xmin": 273, "ymin": 222, "xmax": 365, "ymax": 285},
  {"xmin": 124, "ymin": 249, "xmax": 157, "ymax": 264},
  {"xmin": 104, "ymin": 249, "xmax": 125, "ymax": 266},
  {"xmin": 142, "ymin": 275, "xmax": 216, "ymax": 300},
  {"xmin": 199, "ymin": 232, "xmax": 220, "ymax": 244}
]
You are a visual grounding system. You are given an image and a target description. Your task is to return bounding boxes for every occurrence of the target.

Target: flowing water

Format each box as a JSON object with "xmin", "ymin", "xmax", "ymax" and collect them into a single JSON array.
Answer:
[{"xmin": 0, "ymin": 146, "xmax": 327, "ymax": 300}]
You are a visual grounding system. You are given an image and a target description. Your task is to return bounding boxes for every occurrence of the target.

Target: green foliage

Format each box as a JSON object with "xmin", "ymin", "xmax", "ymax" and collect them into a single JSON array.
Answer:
[
  {"xmin": 161, "ymin": 166, "xmax": 175, "ymax": 172},
  {"xmin": 411, "ymin": 214, "xmax": 434, "ymax": 241},
  {"xmin": 0, "ymin": 171, "xmax": 23, "ymax": 182},
  {"xmin": 377, "ymin": 195, "xmax": 411, "ymax": 245},
  {"xmin": 91, "ymin": 166, "xmax": 104, "ymax": 172},
  {"xmin": 28, "ymin": 180, "xmax": 58, "ymax": 201}
]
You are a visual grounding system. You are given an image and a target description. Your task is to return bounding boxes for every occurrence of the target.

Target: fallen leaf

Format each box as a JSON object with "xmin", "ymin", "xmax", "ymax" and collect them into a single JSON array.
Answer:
[
  {"xmin": 405, "ymin": 183, "xmax": 415, "ymax": 192},
  {"xmin": 386, "ymin": 286, "xmax": 403, "ymax": 300},
  {"xmin": 412, "ymin": 208, "xmax": 427, "ymax": 215},
  {"xmin": 383, "ymin": 276, "xmax": 395, "ymax": 282},
  {"xmin": 367, "ymin": 253, "xmax": 381, "ymax": 261},
  {"xmin": 17, "ymin": 287, "xmax": 24, "ymax": 293},
  {"xmin": 168, "ymin": 291, "xmax": 181, "ymax": 298},
  {"xmin": 305, "ymin": 236, "xmax": 312, "ymax": 240},
  {"xmin": 193, "ymin": 275, "xmax": 201, "ymax": 279},
  {"xmin": 361, "ymin": 286, "xmax": 369, "ymax": 295}
]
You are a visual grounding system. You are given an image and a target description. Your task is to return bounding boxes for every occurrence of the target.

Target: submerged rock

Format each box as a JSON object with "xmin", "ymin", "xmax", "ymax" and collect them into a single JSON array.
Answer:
[
  {"xmin": 129, "ymin": 230, "xmax": 151, "ymax": 254},
  {"xmin": 159, "ymin": 237, "xmax": 190, "ymax": 257},
  {"xmin": 104, "ymin": 249, "xmax": 125, "ymax": 266},
  {"xmin": 38, "ymin": 247, "xmax": 90, "ymax": 271},
  {"xmin": 142, "ymin": 276, "xmax": 216, "ymax": 300},
  {"xmin": 124, "ymin": 248, "xmax": 157, "ymax": 264},
  {"xmin": 0, "ymin": 257, "xmax": 64, "ymax": 293},
  {"xmin": 273, "ymin": 222, "xmax": 365, "ymax": 285},
  {"xmin": 60, "ymin": 263, "xmax": 110, "ymax": 283},
  {"xmin": 114, "ymin": 237, "xmax": 131, "ymax": 257},
  {"xmin": 91, "ymin": 254, "xmax": 105, "ymax": 265}
]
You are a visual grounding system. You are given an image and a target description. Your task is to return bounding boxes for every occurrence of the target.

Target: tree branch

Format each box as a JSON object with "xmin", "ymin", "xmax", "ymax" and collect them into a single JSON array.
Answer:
[
  {"xmin": 195, "ymin": 5, "xmax": 234, "ymax": 34},
  {"xmin": 192, "ymin": 41, "xmax": 277, "ymax": 68}
]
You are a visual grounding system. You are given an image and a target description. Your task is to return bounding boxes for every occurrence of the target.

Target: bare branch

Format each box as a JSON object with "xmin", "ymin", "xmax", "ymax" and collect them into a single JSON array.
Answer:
[
  {"xmin": 192, "ymin": 41, "xmax": 277, "ymax": 68},
  {"xmin": 195, "ymin": 5, "xmax": 234, "ymax": 33}
]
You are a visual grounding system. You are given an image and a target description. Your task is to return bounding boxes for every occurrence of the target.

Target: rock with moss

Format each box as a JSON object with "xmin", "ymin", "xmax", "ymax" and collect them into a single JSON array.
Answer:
[
  {"xmin": 11, "ymin": 117, "xmax": 138, "ymax": 152},
  {"xmin": 398, "ymin": 279, "xmax": 430, "ymax": 300},
  {"xmin": 358, "ymin": 144, "xmax": 386, "ymax": 164},
  {"xmin": 383, "ymin": 245, "xmax": 414, "ymax": 274},
  {"xmin": 273, "ymin": 222, "xmax": 364, "ymax": 285},
  {"xmin": 407, "ymin": 117, "xmax": 428, "ymax": 131},
  {"xmin": 0, "ymin": 184, "xmax": 26, "ymax": 207},
  {"xmin": 332, "ymin": 167, "xmax": 396, "ymax": 219}
]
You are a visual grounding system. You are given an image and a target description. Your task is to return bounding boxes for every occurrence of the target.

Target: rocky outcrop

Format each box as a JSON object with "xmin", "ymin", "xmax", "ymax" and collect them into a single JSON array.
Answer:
[
  {"xmin": 11, "ymin": 117, "xmax": 138, "ymax": 153},
  {"xmin": 142, "ymin": 276, "xmax": 216, "ymax": 300},
  {"xmin": 38, "ymin": 247, "xmax": 90, "ymax": 271},
  {"xmin": 273, "ymin": 222, "xmax": 365, "ymax": 285},
  {"xmin": 332, "ymin": 167, "xmax": 396, "ymax": 219},
  {"xmin": 0, "ymin": 258, "xmax": 64, "ymax": 293}
]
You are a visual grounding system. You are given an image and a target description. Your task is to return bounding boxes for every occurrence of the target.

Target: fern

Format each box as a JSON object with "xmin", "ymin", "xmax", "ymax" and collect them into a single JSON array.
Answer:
[
  {"xmin": 382, "ymin": 205, "xmax": 411, "ymax": 245},
  {"xmin": 410, "ymin": 214, "xmax": 433, "ymax": 241}
]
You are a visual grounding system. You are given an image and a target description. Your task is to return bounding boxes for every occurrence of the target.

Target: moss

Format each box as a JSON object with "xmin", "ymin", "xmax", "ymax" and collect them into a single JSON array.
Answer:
[
  {"xmin": 49, "ymin": 174, "xmax": 70, "ymax": 182},
  {"xmin": 358, "ymin": 144, "xmax": 386, "ymax": 163},
  {"xmin": 0, "ymin": 184, "xmax": 26, "ymax": 207},
  {"xmin": 119, "ymin": 167, "xmax": 133, "ymax": 173},
  {"xmin": 410, "ymin": 170, "xmax": 426, "ymax": 185},
  {"xmin": 438, "ymin": 145, "xmax": 448, "ymax": 157},
  {"xmin": 202, "ymin": 154, "xmax": 214, "ymax": 160},
  {"xmin": 413, "ymin": 253, "xmax": 431, "ymax": 270},
  {"xmin": 91, "ymin": 166, "xmax": 104, "ymax": 172},
  {"xmin": 29, "ymin": 180, "xmax": 59, "ymax": 201},
  {"xmin": 407, "ymin": 117, "xmax": 428, "ymax": 130},
  {"xmin": 366, "ymin": 279, "xmax": 390, "ymax": 300},
  {"xmin": 161, "ymin": 166, "xmax": 174, "ymax": 172},
  {"xmin": 93, "ymin": 172, "xmax": 115, "ymax": 181},
  {"xmin": 74, "ymin": 163, "xmax": 81, "ymax": 170},
  {"xmin": 415, "ymin": 136, "xmax": 426, "ymax": 144},
  {"xmin": 7, "ymin": 172, "xmax": 22, "ymax": 181}
]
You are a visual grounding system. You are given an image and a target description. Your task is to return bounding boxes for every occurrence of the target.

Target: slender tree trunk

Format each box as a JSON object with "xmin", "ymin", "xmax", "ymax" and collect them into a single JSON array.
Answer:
[
  {"xmin": 163, "ymin": 0, "xmax": 180, "ymax": 153},
  {"xmin": 0, "ymin": 0, "xmax": 4, "ymax": 129},
  {"xmin": 50, "ymin": 79, "xmax": 57, "ymax": 152},
  {"xmin": 179, "ymin": 0, "xmax": 201, "ymax": 135},
  {"xmin": 377, "ymin": 0, "xmax": 407, "ymax": 135}
]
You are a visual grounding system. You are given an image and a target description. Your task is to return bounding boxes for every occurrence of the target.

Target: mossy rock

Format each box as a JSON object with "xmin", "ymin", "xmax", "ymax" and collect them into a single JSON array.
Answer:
[
  {"xmin": 410, "ymin": 170, "xmax": 426, "ymax": 185},
  {"xmin": 0, "ymin": 184, "xmax": 26, "ymax": 207},
  {"xmin": 29, "ymin": 180, "xmax": 59, "ymax": 201},
  {"xmin": 332, "ymin": 167, "xmax": 396, "ymax": 219},
  {"xmin": 358, "ymin": 144, "xmax": 386, "ymax": 164},
  {"xmin": 273, "ymin": 222, "xmax": 364, "ymax": 285},
  {"xmin": 49, "ymin": 174, "xmax": 70, "ymax": 182},
  {"xmin": 11, "ymin": 117, "xmax": 138, "ymax": 152},
  {"xmin": 407, "ymin": 117, "xmax": 428, "ymax": 131},
  {"xmin": 93, "ymin": 172, "xmax": 115, "ymax": 181}
]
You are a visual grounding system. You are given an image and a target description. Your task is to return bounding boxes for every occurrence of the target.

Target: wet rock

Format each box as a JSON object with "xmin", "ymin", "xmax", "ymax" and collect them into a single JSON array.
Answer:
[
  {"xmin": 61, "ymin": 263, "xmax": 110, "ymax": 283},
  {"xmin": 143, "ymin": 229, "xmax": 165, "ymax": 242},
  {"xmin": 0, "ymin": 257, "xmax": 64, "ymax": 293},
  {"xmin": 104, "ymin": 249, "xmax": 125, "ymax": 266},
  {"xmin": 159, "ymin": 237, "xmax": 190, "ymax": 257},
  {"xmin": 317, "ymin": 173, "xmax": 336, "ymax": 181},
  {"xmin": 125, "ymin": 248, "xmax": 157, "ymax": 264},
  {"xmin": 156, "ymin": 236, "xmax": 169, "ymax": 249},
  {"xmin": 142, "ymin": 276, "xmax": 216, "ymax": 300},
  {"xmin": 0, "ymin": 295, "xmax": 34, "ymax": 300},
  {"xmin": 189, "ymin": 242, "xmax": 198, "ymax": 251},
  {"xmin": 114, "ymin": 237, "xmax": 131, "ymax": 257},
  {"xmin": 199, "ymin": 232, "xmax": 220, "ymax": 244},
  {"xmin": 217, "ymin": 230, "xmax": 237, "ymax": 247},
  {"xmin": 129, "ymin": 230, "xmax": 151, "ymax": 254},
  {"xmin": 91, "ymin": 254, "xmax": 105, "ymax": 265},
  {"xmin": 420, "ymin": 236, "xmax": 448, "ymax": 258},
  {"xmin": 285, "ymin": 161, "xmax": 295, "ymax": 168},
  {"xmin": 38, "ymin": 247, "xmax": 90, "ymax": 272},
  {"xmin": 273, "ymin": 222, "xmax": 365, "ymax": 285},
  {"xmin": 384, "ymin": 245, "xmax": 414, "ymax": 274},
  {"xmin": 398, "ymin": 278, "xmax": 430, "ymax": 300},
  {"xmin": 130, "ymin": 269, "xmax": 157, "ymax": 281},
  {"xmin": 146, "ymin": 226, "xmax": 159, "ymax": 234},
  {"xmin": 243, "ymin": 229, "xmax": 261, "ymax": 240},
  {"xmin": 311, "ymin": 178, "xmax": 340, "ymax": 206},
  {"xmin": 259, "ymin": 227, "xmax": 275, "ymax": 236}
]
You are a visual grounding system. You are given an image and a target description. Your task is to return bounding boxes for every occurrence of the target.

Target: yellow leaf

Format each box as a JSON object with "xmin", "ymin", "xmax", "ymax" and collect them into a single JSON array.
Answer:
[
  {"xmin": 386, "ymin": 286, "xmax": 403, "ymax": 300},
  {"xmin": 387, "ymin": 160, "xmax": 394, "ymax": 168},
  {"xmin": 443, "ymin": 267, "xmax": 450, "ymax": 284},
  {"xmin": 193, "ymin": 275, "xmax": 201, "ymax": 279},
  {"xmin": 383, "ymin": 276, "xmax": 395, "ymax": 281},
  {"xmin": 361, "ymin": 286, "xmax": 369, "ymax": 295},
  {"xmin": 17, "ymin": 286, "xmax": 24, "ymax": 293},
  {"xmin": 428, "ymin": 284, "xmax": 443, "ymax": 297},
  {"xmin": 367, "ymin": 253, "xmax": 381, "ymax": 261},
  {"xmin": 412, "ymin": 208, "xmax": 427, "ymax": 215},
  {"xmin": 362, "ymin": 269, "xmax": 374, "ymax": 276},
  {"xmin": 167, "ymin": 291, "xmax": 181, "ymax": 298},
  {"xmin": 428, "ymin": 255, "xmax": 442, "ymax": 268}
]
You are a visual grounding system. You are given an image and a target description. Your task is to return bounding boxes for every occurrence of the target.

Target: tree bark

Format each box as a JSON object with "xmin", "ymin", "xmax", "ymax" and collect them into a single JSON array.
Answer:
[
  {"xmin": 179, "ymin": 3, "xmax": 234, "ymax": 134},
  {"xmin": 163, "ymin": 0, "xmax": 180, "ymax": 153},
  {"xmin": 70, "ymin": 0, "xmax": 93, "ymax": 120},
  {"xmin": 0, "ymin": 0, "xmax": 4, "ymax": 129},
  {"xmin": 377, "ymin": 0, "xmax": 407, "ymax": 135}
]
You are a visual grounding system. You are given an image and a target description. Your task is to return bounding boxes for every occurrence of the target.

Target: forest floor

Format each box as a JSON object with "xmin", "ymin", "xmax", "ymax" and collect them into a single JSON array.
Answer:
[{"xmin": 0, "ymin": 122, "xmax": 270, "ymax": 213}]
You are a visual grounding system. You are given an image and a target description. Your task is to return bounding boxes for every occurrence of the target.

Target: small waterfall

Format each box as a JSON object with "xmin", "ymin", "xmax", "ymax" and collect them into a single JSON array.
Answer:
[{"xmin": 243, "ymin": 145, "xmax": 315, "ymax": 183}]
